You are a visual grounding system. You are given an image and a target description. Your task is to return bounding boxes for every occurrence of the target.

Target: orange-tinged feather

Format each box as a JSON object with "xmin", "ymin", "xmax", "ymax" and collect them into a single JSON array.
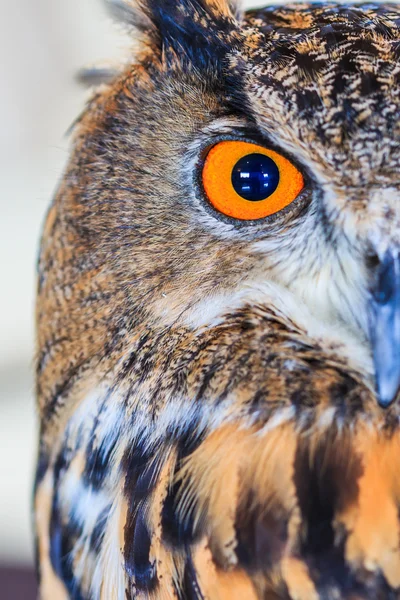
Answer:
[{"xmin": 340, "ymin": 428, "xmax": 400, "ymax": 588}]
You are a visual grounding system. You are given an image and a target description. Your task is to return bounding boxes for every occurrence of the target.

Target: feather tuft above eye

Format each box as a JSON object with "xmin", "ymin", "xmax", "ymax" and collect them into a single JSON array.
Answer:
[{"xmin": 104, "ymin": 0, "xmax": 243, "ymax": 70}]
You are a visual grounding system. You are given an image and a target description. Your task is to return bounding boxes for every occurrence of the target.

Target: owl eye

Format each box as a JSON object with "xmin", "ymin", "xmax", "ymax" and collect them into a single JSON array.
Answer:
[{"xmin": 201, "ymin": 141, "xmax": 305, "ymax": 221}]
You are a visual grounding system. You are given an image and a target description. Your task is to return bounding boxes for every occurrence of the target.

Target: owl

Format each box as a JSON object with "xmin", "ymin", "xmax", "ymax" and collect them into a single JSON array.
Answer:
[{"xmin": 34, "ymin": 1, "xmax": 400, "ymax": 598}]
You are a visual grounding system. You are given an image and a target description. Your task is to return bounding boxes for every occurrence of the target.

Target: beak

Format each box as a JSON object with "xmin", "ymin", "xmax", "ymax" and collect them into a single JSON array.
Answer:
[{"xmin": 369, "ymin": 250, "xmax": 400, "ymax": 408}]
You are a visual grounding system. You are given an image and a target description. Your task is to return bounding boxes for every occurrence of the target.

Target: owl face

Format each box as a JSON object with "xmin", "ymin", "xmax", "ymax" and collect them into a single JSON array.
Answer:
[{"xmin": 45, "ymin": 1, "xmax": 400, "ymax": 416}]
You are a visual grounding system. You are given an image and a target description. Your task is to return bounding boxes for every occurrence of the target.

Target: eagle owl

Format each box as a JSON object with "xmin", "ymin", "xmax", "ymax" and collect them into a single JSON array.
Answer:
[{"xmin": 34, "ymin": 1, "xmax": 400, "ymax": 598}]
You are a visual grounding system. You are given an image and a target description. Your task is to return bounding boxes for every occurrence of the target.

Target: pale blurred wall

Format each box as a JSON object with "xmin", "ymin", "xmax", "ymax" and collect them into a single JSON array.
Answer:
[
  {"xmin": 0, "ymin": 0, "xmax": 270, "ymax": 567},
  {"xmin": 0, "ymin": 0, "xmax": 123, "ymax": 566}
]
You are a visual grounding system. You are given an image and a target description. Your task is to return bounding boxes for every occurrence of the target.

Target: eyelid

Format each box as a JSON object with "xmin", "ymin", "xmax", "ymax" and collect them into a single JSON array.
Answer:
[{"xmin": 202, "ymin": 141, "xmax": 305, "ymax": 221}]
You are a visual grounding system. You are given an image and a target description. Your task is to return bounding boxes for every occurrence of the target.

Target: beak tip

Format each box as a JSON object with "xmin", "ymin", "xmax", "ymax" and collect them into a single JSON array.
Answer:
[
  {"xmin": 377, "ymin": 393, "xmax": 395, "ymax": 409},
  {"xmin": 375, "ymin": 376, "xmax": 400, "ymax": 409}
]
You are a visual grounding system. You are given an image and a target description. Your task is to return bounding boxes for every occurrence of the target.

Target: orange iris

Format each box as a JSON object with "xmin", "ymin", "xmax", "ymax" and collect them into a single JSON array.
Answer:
[{"xmin": 202, "ymin": 141, "xmax": 304, "ymax": 220}]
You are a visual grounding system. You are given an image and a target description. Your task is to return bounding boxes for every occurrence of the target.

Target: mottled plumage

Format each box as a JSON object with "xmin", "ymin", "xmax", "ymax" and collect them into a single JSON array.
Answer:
[{"xmin": 35, "ymin": 1, "xmax": 400, "ymax": 598}]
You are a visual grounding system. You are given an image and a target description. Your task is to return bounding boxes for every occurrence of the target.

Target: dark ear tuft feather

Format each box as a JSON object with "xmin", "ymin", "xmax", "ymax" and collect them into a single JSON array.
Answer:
[{"xmin": 106, "ymin": 0, "xmax": 242, "ymax": 70}]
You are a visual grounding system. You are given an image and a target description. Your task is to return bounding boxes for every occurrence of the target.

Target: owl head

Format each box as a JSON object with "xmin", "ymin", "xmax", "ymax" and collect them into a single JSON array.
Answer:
[
  {"xmin": 37, "ymin": 0, "xmax": 400, "ymax": 421},
  {"xmin": 34, "ymin": 3, "xmax": 400, "ymax": 598}
]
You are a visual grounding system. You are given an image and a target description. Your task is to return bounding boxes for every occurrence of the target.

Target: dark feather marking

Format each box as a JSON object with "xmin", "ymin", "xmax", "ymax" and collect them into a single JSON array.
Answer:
[
  {"xmin": 178, "ymin": 554, "xmax": 205, "ymax": 600},
  {"xmin": 161, "ymin": 478, "xmax": 205, "ymax": 548},
  {"xmin": 295, "ymin": 89, "xmax": 323, "ymax": 114},
  {"xmin": 89, "ymin": 503, "xmax": 112, "ymax": 555},
  {"xmin": 293, "ymin": 430, "xmax": 364, "ymax": 595},
  {"xmin": 294, "ymin": 50, "xmax": 326, "ymax": 76},
  {"xmin": 123, "ymin": 440, "xmax": 162, "ymax": 591},
  {"xmin": 194, "ymin": 359, "xmax": 222, "ymax": 402},
  {"xmin": 235, "ymin": 490, "xmax": 289, "ymax": 574},
  {"xmin": 125, "ymin": 502, "xmax": 158, "ymax": 592},
  {"xmin": 42, "ymin": 356, "xmax": 93, "ymax": 424},
  {"xmin": 120, "ymin": 332, "xmax": 151, "ymax": 378},
  {"xmin": 329, "ymin": 377, "xmax": 363, "ymax": 417},
  {"xmin": 33, "ymin": 440, "xmax": 50, "ymax": 492},
  {"xmin": 215, "ymin": 347, "xmax": 255, "ymax": 405},
  {"xmin": 49, "ymin": 500, "xmax": 65, "ymax": 583},
  {"xmin": 83, "ymin": 418, "xmax": 119, "ymax": 490},
  {"xmin": 49, "ymin": 449, "xmax": 86, "ymax": 599},
  {"xmin": 36, "ymin": 337, "xmax": 69, "ymax": 376},
  {"xmin": 123, "ymin": 439, "xmax": 159, "ymax": 497},
  {"xmin": 49, "ymin": 520, "xmax": 86, "ymax": 600},
  {"xmin": 162, "ymin": 425, "xmax": 206, "ymax": 548}
]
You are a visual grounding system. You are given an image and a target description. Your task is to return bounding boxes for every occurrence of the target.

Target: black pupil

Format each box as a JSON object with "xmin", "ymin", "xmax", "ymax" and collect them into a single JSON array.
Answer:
[{"xmin": 231, "ymin": 153, "xmax": 280, "ymax": 201}]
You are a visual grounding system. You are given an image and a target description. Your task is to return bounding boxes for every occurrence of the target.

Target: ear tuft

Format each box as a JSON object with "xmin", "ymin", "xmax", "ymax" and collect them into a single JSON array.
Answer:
[{"xmin": 105, "ymin": 0, "xmax": 242, "ymax": 69}]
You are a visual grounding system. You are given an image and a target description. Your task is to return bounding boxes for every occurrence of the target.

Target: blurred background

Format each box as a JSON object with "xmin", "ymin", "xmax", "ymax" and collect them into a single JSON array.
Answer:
[{"xmin": 0, "ymin": 0, "xmax": 270, "ymax": 597}]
